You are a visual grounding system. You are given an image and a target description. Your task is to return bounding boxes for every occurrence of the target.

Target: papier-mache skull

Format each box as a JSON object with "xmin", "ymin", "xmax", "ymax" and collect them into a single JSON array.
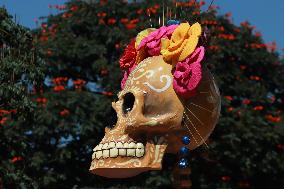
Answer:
[{"xmin": 90, "ymin": 21, "xmax": 221, "ymax": 178}]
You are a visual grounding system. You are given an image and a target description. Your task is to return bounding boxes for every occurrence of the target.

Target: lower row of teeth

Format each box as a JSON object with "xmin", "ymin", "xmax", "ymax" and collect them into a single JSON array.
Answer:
[{"xmin": 92, "ymin": 148, "xmax": 145, "ymax": 159}]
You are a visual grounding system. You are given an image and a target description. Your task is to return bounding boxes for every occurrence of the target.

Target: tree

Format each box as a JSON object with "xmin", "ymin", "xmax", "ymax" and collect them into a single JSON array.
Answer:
[
  {"xmin": 189, "ymin": 9, "xmax": 284, "ymax": 189},
  {"xmin": 0, "ymin": 7, "xmax": 44, "ymax": 188},
  {"xmin": 2, "ymin": 0, "xmax": 284, "ymax": 188}
]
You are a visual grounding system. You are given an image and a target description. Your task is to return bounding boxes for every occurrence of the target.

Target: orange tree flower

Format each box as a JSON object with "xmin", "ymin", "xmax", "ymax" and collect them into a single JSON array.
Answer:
[
  {"xmin": 11, "ymin": 156, "xmax": 23, "ymax": 163},
  {"xmin": 253, "ymin": 106, "xmax": 264, "ymax": 111}
]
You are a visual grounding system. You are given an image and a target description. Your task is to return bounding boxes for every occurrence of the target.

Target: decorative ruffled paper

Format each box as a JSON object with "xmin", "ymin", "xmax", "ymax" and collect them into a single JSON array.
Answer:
[
  {"xmin": 137, "ymin": 24, "xmax": 178, "ymax": 56},
  {"xmin": 173, "ymin": 46, "xmax": 205, "ymax": 99},
  {"xmin": 119, "ymin": 39, "xmax": 137, "ymax": 70},
  {"xmin": 135, "ymin": 28, "xmax": 156, "ymax": 48},
  {"xmin": 161, "ymin": 22, "xmax": 202, "ymax": 64}
]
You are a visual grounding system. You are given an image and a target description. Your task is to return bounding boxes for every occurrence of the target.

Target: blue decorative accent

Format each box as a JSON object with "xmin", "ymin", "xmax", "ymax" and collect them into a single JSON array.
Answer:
[
  {"xmin": 167, "ymin": 20, "xmax": 180, "ymax": 26},
  {"xmin": 180, "ymin": 146, "xmax": 190, "ymax": 155},
  {"xmin": 182, "ymin": 136, "xmax": 191, "ymax": 145},
  {"xmin": 178, "ymin": 158, "xmax": 189, "ymax": 168}
]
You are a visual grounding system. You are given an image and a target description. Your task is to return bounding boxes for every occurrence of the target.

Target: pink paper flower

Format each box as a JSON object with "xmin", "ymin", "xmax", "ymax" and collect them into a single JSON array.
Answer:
[
  {"xmin": 137, "ymin": 24, "xmax": 178, "ymax": 56},
  {"xmin": 173, "ymin": 46, "xmax": 205, "ymax": 99},
  {"xmin": 121, "ymin": 64, "xmax": 137, "ymax": 89}
]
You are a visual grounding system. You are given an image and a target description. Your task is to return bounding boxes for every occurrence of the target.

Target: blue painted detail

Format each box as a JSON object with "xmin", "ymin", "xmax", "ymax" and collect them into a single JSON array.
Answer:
[
  {"xmin": 178, "ymin": 158, "xmax": 189, "ymax": 168},
  {"xmin": 180, "ymin": 146, "xmax": 190, "ymax": 155},
  {"xmin": 182, "ymin": 136, "xmax": 191, "ymax": 145},
  {"xmin": 167, "ymin": 20, "xmax": 180, "ymax": 26}
]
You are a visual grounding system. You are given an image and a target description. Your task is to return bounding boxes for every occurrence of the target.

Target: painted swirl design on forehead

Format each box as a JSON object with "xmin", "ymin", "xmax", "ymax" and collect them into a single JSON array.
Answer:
[{"xmin": 123, "ymin": 57, "xmax": 172, "ymax": 93}]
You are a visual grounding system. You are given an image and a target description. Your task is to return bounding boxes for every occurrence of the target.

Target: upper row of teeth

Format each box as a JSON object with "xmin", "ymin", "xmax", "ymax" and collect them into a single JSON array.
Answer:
[
  {"xmin": 93, "ymin": 142, "xmax": 144, "ymax": 151},
  {"xmin": 92, "ymin": 142, "xmax": 145, "ymax": 160}
]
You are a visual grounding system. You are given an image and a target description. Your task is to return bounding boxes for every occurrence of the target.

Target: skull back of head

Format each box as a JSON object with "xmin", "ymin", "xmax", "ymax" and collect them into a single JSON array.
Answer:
[{"xmin": 90, "ymin": 22, "xmax": 221, "ymax": 178}]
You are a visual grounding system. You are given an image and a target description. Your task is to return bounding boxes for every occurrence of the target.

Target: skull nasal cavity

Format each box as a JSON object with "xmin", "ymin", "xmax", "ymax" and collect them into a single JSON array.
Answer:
[
  {"xmin": 122, "ymin": 92, "xmax": 135, "ymax": 115},
  {"xmin": 106, "ymin": 107, "xmax": 118, "ymax": 129}
]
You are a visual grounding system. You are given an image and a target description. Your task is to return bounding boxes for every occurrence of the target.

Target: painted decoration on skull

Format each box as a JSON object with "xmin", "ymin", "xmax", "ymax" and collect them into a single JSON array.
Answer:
[{"xmin": 90, "ymin": 20, "xmax": 221, "ymax": 178}]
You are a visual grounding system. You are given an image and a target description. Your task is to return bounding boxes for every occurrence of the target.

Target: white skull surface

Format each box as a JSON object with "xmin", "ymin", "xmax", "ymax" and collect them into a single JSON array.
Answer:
[{"xmin": 90, "ymin": 55, "xmax": 221, "ymax": 178}]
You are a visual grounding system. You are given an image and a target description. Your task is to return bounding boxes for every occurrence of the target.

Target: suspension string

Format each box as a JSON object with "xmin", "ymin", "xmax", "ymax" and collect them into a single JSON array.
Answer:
[{"xmin": 206, "ymin": 0, "xmax": 215, "ymax": 13}]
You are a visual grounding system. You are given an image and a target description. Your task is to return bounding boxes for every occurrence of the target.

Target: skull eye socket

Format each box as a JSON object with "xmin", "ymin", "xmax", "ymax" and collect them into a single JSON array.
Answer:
[{"xmin": 122, "ymin": 92, "xmax": 135, "ymax": 115}]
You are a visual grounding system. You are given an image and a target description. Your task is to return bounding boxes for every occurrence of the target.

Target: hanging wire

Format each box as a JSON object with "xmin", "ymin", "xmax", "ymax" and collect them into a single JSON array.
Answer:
[
  {"xmin": 175, "ymin": 1, "xmax": 177, "ymax": 19},
  {"xmin": 166, "ymin": 6, "xmax": 169, "ymax": 23},
  {"xmin": 148, "ymin": 11, "xmax": 152, "ymax": 27},
  {"xmin": 206, "ymin": 0, "xmax": 215, "ymax": 13},
  {"xmin": 162, "ymin": 1, "xmax": 165, "ymax": 26}
]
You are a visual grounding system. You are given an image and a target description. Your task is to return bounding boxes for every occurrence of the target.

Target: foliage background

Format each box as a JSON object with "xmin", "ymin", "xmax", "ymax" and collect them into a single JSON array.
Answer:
[{"xmin": 0, "ymin": 0, "xmax": 284, "ymax": 189}]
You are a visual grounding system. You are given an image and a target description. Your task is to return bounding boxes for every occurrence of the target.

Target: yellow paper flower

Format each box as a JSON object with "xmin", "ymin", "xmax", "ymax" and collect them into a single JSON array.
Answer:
[
  {"xmin": 135, "ymin": 28, "xmax": 156, "ymax": 48},
  {"xmin": 161, "ymin": 22, "xmax": 202, "ymax": 64}
]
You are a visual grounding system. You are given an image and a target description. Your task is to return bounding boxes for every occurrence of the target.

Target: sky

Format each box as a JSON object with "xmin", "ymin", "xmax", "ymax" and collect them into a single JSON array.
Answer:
[{"xmin": 1, "ymin": 0, "xmax": 284, "ymax": 53}]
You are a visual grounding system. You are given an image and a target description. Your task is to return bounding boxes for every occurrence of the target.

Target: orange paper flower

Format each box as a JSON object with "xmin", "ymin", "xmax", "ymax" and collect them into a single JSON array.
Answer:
[{"xmin": 161, "ymin": 22, "xmax": 202, "ymax": 64}]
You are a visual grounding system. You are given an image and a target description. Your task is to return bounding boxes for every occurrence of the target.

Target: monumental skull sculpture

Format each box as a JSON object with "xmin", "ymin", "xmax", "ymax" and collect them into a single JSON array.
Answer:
[{"xmin": 90, "ymin": 22, "xmax": 221, "ymax": 178}]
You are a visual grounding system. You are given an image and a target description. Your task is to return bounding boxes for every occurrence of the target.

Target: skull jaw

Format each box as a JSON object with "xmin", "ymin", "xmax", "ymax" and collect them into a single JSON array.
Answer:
[
  {"xmin": 90, "ymin": 137, "xmax": 168, "ymax": 178},
  {"xmin": 90, "ymin": 167, "xmax": 161, "ymax": 178}
]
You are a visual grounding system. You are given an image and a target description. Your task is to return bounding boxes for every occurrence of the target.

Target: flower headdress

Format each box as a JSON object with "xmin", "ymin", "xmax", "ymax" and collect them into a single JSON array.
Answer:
[{"xmin": 119, "ymin": 20, "xmax": 205, "ymax": 99}]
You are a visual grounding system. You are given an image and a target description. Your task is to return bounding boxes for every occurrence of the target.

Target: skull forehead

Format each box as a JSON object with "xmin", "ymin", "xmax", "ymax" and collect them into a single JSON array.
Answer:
[{"xmin": 121, "ymin": 56, "xmax": 174, "ymax": 96}]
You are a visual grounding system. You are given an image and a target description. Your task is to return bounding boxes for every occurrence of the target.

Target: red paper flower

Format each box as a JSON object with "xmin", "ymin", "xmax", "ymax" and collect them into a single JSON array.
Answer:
[{"xmin": 119, "ymin": 39, "xmax": 137, "ymax": 70}]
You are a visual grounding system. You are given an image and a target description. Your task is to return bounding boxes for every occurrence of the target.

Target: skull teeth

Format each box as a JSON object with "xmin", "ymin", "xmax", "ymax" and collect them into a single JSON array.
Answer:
[
  {"xmin": 102, "ymin": 150, "xmax": 110, "ymax": 158},
  {"xmin": 92, "ymin": 142, "xmax": 145, "ymax": 160}
]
